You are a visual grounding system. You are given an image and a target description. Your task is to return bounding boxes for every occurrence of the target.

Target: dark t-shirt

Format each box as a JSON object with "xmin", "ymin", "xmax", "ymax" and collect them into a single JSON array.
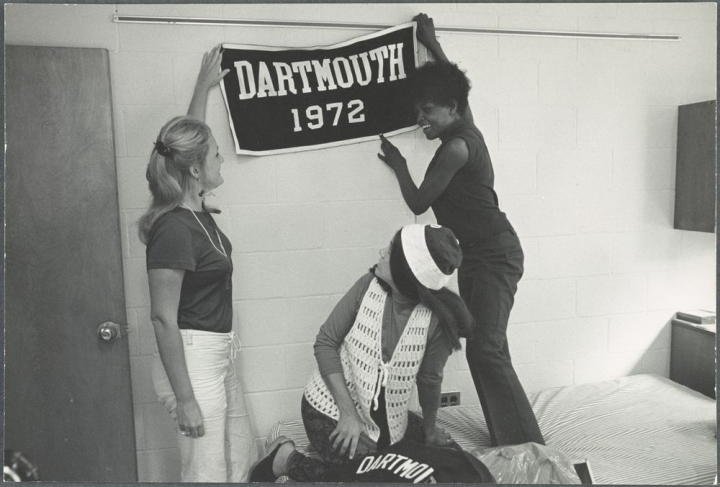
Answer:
[
  {"xmin": 428, "ymin": 117, "xmax": 512, "ymax": 250},
  {"xmin": 320, "ymin": 437, "xmax": 495, "ymax": 483},
  {"xmin": 146, "ymin": 207, "xmax": 233, "ymax": 333}
]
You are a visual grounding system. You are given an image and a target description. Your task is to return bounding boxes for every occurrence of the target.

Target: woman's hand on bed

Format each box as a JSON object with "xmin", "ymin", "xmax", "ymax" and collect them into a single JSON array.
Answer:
[
  {"xmin": 330, "ymin": 411, "xmax": 365, "ymax": 459},
  {"xmin": 424, "ymin": 425, "xmax": 453, "ymax": 448}
]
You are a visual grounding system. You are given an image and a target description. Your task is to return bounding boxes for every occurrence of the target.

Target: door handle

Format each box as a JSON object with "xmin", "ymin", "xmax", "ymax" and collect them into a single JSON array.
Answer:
[{"xmin": 97, "ymin": 321, "xmax": 129, "ymax": 342}]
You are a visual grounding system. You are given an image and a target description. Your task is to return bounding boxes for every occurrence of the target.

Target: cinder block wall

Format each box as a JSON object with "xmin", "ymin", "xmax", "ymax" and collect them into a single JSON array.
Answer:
[{"xmin": 6, "ymin": 2, "xmax": 716, "ymax": 482}]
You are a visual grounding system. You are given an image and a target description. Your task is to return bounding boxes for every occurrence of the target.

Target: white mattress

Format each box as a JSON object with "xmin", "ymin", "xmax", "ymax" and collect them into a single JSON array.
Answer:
[{"xmin": 267, "ymin": 374, "xmax": 717, "ymax": 484}]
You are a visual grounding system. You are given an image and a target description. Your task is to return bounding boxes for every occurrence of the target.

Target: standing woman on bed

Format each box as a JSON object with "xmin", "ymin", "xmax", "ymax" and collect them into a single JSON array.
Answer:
[
  {"xmin": 138, "ymin": 46, "xmax": 257, "ymax": 482},
  {"xmin": 377, "ymin": 14, "xmax": 545, "ymax": 447}
]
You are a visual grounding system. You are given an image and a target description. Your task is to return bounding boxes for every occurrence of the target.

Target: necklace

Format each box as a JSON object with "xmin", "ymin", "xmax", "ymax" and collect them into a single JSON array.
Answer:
[{"xmin": 182, "ymin": 204, "xmax": 228, "ymax": 258}]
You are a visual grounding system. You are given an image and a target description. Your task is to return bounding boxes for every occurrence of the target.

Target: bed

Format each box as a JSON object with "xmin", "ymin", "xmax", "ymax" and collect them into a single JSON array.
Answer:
[{"xmin": 266, "ymin": 374, "xmax": 717, "ymax": 484}]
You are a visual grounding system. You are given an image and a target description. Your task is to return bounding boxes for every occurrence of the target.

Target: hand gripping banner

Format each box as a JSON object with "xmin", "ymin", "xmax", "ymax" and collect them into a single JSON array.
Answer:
[{"xmin": 220, "ymin": 22, "xmax": 420, "ymax": 155}]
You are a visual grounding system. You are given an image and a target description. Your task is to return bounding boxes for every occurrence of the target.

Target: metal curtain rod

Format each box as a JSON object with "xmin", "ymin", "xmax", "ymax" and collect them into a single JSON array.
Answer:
[{"xmin": 113, "ymin": 15, "xmax": 681, "ymax": 41}]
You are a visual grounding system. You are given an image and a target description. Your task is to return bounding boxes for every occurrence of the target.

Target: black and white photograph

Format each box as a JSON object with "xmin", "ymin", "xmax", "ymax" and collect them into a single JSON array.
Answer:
[{"xmin": 3, "ymin": 1, "xmax": 717, "ymax": 484}]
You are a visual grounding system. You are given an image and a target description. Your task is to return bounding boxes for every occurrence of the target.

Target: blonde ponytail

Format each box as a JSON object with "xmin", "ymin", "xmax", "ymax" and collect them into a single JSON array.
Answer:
[{"xmin": 138, "ymin": 116, "xmax": 213, "ymax": 244}]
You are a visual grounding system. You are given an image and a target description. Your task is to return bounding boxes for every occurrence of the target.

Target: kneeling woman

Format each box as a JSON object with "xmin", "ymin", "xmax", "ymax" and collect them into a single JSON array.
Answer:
[{"xmin": 251, "ymin": 224, "xmax": 475, "ymax": 482}]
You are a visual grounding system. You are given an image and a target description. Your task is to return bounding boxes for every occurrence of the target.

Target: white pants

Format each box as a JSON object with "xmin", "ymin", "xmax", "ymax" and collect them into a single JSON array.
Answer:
[{"xmin": 152, "ymin": 329, "xmax": 257, "ymax": 482}]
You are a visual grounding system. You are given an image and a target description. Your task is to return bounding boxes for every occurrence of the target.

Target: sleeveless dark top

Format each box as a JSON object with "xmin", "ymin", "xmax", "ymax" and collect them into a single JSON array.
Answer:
[{"xmin": 426, "ymin": 117, "xmax": 512, "ymax": 250}]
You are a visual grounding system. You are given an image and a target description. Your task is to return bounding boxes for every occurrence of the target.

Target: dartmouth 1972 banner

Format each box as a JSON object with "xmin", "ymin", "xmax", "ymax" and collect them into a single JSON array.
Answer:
[{"xmin": 220, "ymin": 23, "xmax": 420, "ymax": 156}]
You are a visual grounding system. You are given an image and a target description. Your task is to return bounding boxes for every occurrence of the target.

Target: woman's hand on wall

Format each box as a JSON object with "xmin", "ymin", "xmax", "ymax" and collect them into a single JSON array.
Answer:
[
  {"xmin": 413, "ymin": 13, "xmax": 449, "ymax": 64},
  {"xmin": 414, "ymin": 13, "xmax": 438, "ymax": 47},
  {"xmin": 378, "ymin": 134, "xmax": 407, "ymax": 172},
  {"xmin": 188, "ymin": 45, "xmax": 229, "ymax": 120},
  {"xmin": 197, "ymin": 44, "xmax": 230, "ymax": 91}
]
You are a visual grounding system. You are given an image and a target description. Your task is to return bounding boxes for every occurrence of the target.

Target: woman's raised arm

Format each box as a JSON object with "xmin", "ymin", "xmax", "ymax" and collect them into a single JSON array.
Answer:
[
  {"xmin": 414, "ymin": 13, "xmax": 450, "ymax": 64},
  {"xmin": 187, "ymin": 45, "xmax": 230, "ymax": 122}
]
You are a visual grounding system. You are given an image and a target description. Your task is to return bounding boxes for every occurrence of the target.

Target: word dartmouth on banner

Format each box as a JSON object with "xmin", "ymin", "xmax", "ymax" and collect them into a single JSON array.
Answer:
[{"xmin": 220, "ymin": 22, "xmax": 421, "ymax": 155}]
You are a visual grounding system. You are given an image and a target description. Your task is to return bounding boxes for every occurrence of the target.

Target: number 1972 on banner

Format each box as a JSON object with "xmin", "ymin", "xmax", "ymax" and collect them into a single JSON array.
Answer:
[{"xmin": 291, "ymin": 100, "xmax": 365, "ymax": 132}]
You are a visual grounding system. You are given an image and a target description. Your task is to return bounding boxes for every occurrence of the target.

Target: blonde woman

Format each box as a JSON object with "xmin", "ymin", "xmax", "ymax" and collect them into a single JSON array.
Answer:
[{"xmin": 138, "ymin": 46, "xmax": 257, "ymax": 482}]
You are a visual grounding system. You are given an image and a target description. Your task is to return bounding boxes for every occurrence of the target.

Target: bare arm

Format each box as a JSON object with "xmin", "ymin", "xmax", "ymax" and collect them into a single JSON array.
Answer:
[
  {"xmin": 378, "ymin": 135, "xmax": 469, "ymax": 214},
  {"xmin": 377, "ymin": 13, "xmax": 473, "ymax": 211},
  {"xmin": 415, "ymin": 13, "xmax": 474, "ymax": 121},
  {"xmin": 187, "ymin": 45, "xmax": 230, "ymax": 122},
  {"xmin": 414, "ymin": 13, "xmax": 450, "ymax": 64},
  {"xmin": 148, "ymin": 268, "xmax": 204, "ymax": 438}
]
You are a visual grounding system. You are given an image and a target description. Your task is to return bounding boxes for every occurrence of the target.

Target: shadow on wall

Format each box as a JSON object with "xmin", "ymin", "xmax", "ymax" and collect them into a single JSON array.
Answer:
[{"xmin": 629, "ymin": 318, "xmax": 672, "ymax": 377}]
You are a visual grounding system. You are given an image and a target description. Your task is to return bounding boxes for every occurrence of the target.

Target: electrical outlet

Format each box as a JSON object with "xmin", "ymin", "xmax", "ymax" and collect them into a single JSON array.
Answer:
[{"xmin": 439, "ymin": 391, "xmax": 461, "ymax": 407}]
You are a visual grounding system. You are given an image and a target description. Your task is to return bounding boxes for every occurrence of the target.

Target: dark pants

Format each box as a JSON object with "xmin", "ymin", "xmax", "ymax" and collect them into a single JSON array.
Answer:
[{"xmin": 459, "ymin": 230, "xmax": 545, "ymax": 447}]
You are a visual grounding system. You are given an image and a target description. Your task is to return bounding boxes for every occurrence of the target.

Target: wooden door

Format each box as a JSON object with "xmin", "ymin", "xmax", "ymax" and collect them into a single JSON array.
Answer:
[{"xmin": 5, "ymin": 46, "xmax": 137, "ymax": 481}]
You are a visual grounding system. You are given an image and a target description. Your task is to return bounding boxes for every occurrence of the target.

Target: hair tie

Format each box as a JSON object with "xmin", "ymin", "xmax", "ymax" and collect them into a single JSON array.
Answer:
[{"xmin": 154, "ymin": 140, "xmax": 172, "ymax": 157}]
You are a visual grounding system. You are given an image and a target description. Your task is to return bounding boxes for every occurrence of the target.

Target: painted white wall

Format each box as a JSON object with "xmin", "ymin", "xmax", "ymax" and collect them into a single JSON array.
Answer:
[{"xmin": 6, "ymin": 2, "xmax": 716, "ymax": 481}]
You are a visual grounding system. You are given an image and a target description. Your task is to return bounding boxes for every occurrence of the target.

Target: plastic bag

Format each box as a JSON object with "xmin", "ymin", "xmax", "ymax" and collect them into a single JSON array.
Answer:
[{"xmin": 471, "ymin": 442, "xmax": 581, "ymax": 484}]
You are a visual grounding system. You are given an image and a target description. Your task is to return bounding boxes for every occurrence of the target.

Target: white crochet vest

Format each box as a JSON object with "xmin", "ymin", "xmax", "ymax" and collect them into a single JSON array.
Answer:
[{"xmin": 304, "ymin": 278, "xmax": 432, "ymax": 445}]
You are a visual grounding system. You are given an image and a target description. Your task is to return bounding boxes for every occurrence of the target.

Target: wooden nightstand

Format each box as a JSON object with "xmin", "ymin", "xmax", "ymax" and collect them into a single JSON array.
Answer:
[{"xmin": 670, "ymin": 319, "xmax": 716, "ymax": 399}]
